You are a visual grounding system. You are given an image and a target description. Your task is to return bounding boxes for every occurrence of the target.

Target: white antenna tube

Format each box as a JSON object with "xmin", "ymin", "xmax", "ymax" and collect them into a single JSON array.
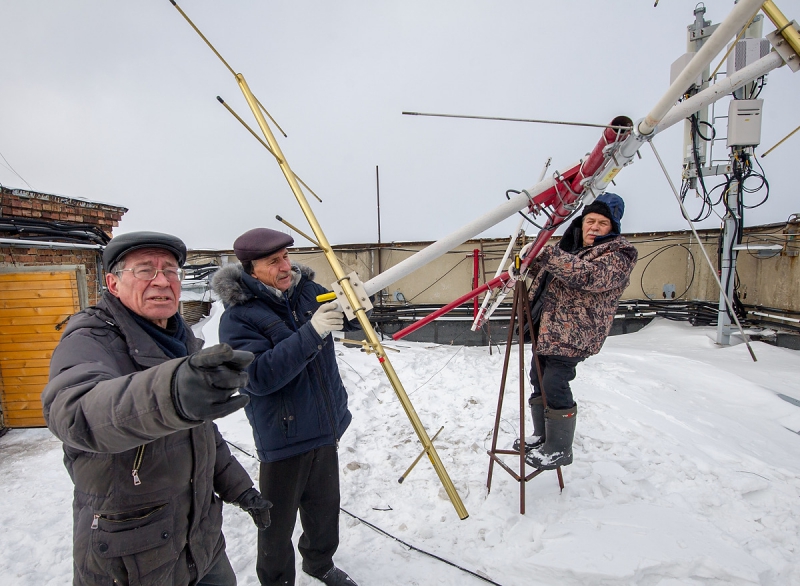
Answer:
[
  {"xmin": 639, "ymin": 0, "xmax": 764, "ymax": 135},
  {"xmin": 471, "ymin": 157, "xmax": 552, "ymax": 331},
  {"xmin": 362, "ymin": 169, "xmax": 568, "ymax": 296},
  {"xmin": 657, "ymin": 51, "xmax": 784, "ymax": 132}
]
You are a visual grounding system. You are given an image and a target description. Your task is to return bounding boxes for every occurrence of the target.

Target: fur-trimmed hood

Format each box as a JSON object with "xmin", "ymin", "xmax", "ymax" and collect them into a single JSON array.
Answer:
[{"xmin": 211, "ymin": 262, "xmax": 315, "ymax": 308}]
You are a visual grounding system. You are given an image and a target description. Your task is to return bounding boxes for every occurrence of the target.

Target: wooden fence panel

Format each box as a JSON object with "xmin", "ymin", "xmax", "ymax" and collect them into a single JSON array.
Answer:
[{"xmin": 0, "ymin": 270, "xmax": 84, "ymax": 428}]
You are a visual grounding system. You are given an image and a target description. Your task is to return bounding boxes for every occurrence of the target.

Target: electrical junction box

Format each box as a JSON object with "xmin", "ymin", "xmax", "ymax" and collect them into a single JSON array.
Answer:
[
  {"xmin": 727, "ymin": 99, "xmax": 763, "ymax": 147},
  {"xmin": 726, "ymin": 37, "xmax": 771, "ymax": 74}
]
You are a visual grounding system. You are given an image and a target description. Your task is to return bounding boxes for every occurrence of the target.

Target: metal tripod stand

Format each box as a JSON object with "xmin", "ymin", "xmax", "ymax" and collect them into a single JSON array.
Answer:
[{"xmin": 486, "ymin": 279, "xmax": 564, "ymax": 514}]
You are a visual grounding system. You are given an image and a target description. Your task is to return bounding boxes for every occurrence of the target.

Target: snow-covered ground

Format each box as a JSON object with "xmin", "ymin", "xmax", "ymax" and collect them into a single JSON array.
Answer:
[{"xmin": 2, "ymin": 315, "xmax": 800, "ymax": 585}]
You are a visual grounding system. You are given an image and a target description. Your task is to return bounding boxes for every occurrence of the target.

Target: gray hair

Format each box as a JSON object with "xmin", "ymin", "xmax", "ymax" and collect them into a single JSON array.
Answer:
[{"xmin": 108, "ymin": 258, "xmax": 126, "ymax": 275}]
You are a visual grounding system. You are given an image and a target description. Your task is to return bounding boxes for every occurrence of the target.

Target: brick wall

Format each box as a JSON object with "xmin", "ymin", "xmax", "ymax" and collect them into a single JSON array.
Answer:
[
  {"xmin": 0, "ymin": 187, "xmax": 126, "ymax": 236},
  {"xmin": 0, "ymin": 187, "xmax": 128, "ymax": 305}
]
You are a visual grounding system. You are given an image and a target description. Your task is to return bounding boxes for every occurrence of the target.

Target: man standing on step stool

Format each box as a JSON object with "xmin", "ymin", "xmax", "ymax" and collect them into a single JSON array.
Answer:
[{"xmin": 516, "ymin": 193, "xmax": 637, "ymax": 470}]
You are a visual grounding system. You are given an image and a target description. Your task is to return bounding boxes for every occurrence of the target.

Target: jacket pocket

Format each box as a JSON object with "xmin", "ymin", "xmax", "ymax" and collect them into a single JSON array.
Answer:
[
  {"xmin": 90, "ymin": 503, "xmax": 178, "ymax": 585},
  {"xmin": 281, "ymin": 395, "xmax": 297, "ymax": 438}
]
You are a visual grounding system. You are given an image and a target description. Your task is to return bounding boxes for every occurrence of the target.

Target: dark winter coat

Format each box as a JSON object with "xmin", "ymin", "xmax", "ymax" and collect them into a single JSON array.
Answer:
[
  {"xmin": 528, "ymin": 234, "xmax": 637, "ymax": 358},
  {"xmin": 42, "ymin": 292, "xmax": 253, "ymax": 586},
  {"xmin": 212, "ymin": 263, "xmax": 353, "ymax": 463}
]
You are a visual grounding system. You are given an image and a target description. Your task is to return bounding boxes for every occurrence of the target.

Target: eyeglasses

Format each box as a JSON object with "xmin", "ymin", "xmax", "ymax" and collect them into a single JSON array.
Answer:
[{"xmin": 116, "ymin": 267, "xmax": 184, "ymax": 282}]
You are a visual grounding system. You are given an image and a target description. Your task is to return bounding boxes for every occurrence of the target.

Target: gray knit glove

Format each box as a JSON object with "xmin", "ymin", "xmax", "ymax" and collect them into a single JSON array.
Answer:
[{"xmin": 310, "ymin": 301, "xmax": 344, "ymax": 338}]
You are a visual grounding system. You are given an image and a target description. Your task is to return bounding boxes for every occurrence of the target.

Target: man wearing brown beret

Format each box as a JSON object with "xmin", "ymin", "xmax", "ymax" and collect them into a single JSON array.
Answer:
[{"xmin": 212, "ymin": 228, "xmax": 358, "ymax": 586}]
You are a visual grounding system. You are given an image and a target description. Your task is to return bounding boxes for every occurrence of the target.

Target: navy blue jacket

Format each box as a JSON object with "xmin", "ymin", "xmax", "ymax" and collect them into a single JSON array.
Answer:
[{"xmin": 212, "ymin": 263, "xmax": 352, "ymax": 462}]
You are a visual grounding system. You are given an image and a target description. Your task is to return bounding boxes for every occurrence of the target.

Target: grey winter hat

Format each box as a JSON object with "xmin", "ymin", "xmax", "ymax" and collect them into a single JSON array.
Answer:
[
  {"xmin": 103, "ymin": 231, "xmax": 187, "ymax": 271},
  {"xmin": 233, "ymin": 228, "xmax": 294, "ymax": 262}
]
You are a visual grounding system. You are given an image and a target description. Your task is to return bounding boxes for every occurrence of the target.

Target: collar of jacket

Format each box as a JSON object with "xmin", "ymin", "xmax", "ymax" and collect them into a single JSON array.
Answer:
[
  {"xmin": 242, "ymin": 267, "xmax": 302, "ymax": 301},
  {"xmin": 211, "ymin": 262, "xmax": 315, "ymax": 309},
  {"xmin": 85, "ymin": 292, "xmax": 201, "ymax": 368}
]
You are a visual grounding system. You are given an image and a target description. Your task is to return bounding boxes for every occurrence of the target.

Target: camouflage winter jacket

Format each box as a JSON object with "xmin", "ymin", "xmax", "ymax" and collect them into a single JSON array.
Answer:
[{"xmin": 528, "ymin": 235, "xmax": 637, "ymax": 358}]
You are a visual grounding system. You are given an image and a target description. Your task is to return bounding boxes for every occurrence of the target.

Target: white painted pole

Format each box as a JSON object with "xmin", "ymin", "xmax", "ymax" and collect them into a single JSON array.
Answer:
[
  {"xmin": 639, "ymin": 0, "xmax": 765, "ymax": 135},
  {"xmin": 362, "ymin": 169, "xmax": 570, "ymax": 296},
  {"xmin": 657, "ymin": 51, "xmax": 784, "ymax": 133}
]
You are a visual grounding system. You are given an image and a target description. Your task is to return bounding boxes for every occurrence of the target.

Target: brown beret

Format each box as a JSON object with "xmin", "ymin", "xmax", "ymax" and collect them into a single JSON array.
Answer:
[{"xmin": 233, "ymin": 228, "xmax": 294, "ymax": 262}]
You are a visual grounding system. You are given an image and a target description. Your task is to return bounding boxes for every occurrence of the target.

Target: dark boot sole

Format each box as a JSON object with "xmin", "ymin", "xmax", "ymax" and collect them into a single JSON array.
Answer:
[{"xmin": 512, "ymin": 438, "xmax": 544, "ymax": 454}]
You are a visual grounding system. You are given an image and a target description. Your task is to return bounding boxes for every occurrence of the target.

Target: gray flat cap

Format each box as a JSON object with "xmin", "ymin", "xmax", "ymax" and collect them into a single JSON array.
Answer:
[{"xmin": 103, "ymin": 231, "xmax": 187, "ymax": 271}]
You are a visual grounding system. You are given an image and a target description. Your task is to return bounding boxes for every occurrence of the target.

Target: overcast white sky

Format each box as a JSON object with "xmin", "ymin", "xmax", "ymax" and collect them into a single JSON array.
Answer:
[{"xmin": 0, "ymin": 1, "xmax": 797, "ymax": 249}]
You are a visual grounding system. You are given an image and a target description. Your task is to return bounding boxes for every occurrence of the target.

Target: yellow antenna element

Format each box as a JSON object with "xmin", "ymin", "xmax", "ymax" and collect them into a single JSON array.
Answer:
[
  {"xmin": 337, "ymin": 338, "xmax": 399, "ymax": 353},
  {"xmin": 233, "ymin": 71, "xmax": 467, "ymax": 518},
  {"xmin": 762, "ymin": 1, "xmax": 800, "ymax": 58},
  {"xmin": 216, "ymin": 97, "xmax": 322, "ymax": 202},
  {"xmin": 398, "ymin": 426, "xmax": 445, "ymax": 484},
  {"xmin": 169, "ymin": 1, "xmax": 288, "ymax": 138},
  {"xmin": 275, "ymin": 215, "xmax": 323, "ymax": 248},
  {"xmin": 761, "ymin": 123, "xmax": 800, "ymax": 157}
]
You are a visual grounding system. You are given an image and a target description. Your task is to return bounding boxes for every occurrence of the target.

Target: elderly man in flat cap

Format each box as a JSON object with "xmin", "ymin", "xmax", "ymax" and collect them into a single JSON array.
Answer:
[
  {"xmin": 212, "ymin": 228, "xmax": 358, "ymax": 586},
  {"xmin": 43, "ymin": 231, "xmax": 272, "ymax": 586}
]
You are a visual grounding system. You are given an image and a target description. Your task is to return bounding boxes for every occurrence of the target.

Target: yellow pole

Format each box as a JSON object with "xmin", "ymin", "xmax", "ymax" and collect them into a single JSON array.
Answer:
[
  {"xmin": 762, "ymin": 1, "xmax": 800, "ymax": 58},
  {"xmin": 399, "ymin": 426, "xmax": 444, "ymax": 484},
  {"xmin": 235, "ymin": 73, "xmax": 468, "ymax": 520},
  {"xmin": 761, "ymin": 123, "xmax": 800, "ymax": 157}
]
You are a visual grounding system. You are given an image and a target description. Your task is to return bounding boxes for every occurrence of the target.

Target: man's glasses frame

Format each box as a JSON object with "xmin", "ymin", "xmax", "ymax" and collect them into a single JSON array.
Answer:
[{"xmin": 115, "ymin": 267, "xmax": 184, "ymax": 282}]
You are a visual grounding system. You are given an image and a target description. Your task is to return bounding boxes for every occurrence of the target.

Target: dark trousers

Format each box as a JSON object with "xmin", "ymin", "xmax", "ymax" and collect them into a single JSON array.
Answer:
[
  {"xmin": 197, "ymin": 549, "xmax": 237, "ymax": 586},
  {"xmin": 530, "ymin": 355, "xmax": 584, "ymax": 410},
  {"xmin": 256, "ymin": 445, "xmax": 340, "ymax": 586}
]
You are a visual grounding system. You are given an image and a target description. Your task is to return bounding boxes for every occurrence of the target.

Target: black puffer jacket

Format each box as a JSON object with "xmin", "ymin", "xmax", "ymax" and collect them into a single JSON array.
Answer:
[
  {"xmin": 42, "ymin": 292, "xmax": 253, "ymax": 586},
  {"xmin": 212, "ymin": 263, "xmax": 352, "ymax": 463}
]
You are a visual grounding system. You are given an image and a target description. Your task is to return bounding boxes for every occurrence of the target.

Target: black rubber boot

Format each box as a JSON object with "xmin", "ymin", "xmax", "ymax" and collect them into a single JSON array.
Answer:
[
  {"xmin": 525, "ymin": 403, "xmax": 577, "ymax": 470},
  {"xmin": 513, "ymin": 395, "xmax": 546, "ymax": 453}
]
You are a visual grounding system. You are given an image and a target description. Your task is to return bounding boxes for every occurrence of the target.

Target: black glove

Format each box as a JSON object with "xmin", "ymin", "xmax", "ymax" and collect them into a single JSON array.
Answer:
[
  {"xmin": 235, "ymin": 488, "xmax": 272, "ymax": 530},
  {"xmin": 172, "ymin": 343, "xmax": 254, "ymax": 421}
]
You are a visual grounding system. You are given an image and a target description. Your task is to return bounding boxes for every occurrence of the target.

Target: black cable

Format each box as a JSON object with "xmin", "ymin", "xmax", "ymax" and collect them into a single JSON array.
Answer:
[
  {"xmin": 506, "ymin": 189, "xmax": 547, "ymax": 230},
  {"xmin": 688, "ymin": 114, "xmax": 713, "ymax": 221},
  {"xmin": 224, "ymin": 439, "xmax": 506, "ymax": 585},
  {"xmin": 695, "ymin": 119, "xmax": 716, "ymax": 142},
  {"xmin": 638, "ymin": 244, "xmax": 696, "ymax": 300},
  {"xmin": 741, "ymin": 153, "xmax": 769, "ymax": 209},
  {"xmin": 339, "ymin": 508, "xmax": 505, "ymax": 586},
  {"xmin": 408, "ymin": 257, "xmax": 468, "ymax": 302}
]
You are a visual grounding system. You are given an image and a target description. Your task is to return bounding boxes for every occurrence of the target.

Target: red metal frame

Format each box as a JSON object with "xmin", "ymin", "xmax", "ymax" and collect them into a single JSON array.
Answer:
[
  {"xmin": 472, "ymin": 248, "xmax": 480, "ymax": 320},
  {"xmin": 391, "ymin": 120, "xmax": 631, "ymax": 341}
]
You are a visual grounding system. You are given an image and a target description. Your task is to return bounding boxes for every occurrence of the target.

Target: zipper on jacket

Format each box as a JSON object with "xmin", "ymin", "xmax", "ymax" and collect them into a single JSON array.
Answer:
[
  {"xmin": 312, "ymin": 361, "xmax": 340, "ymax": 448},
  {"xmin": 90, "ymin": 503, "xmax": 167, "ymax": 530},
  {"xmin": 282, "ymin": 278, "xmax": 309, "ymax": 332},
  {"xmin": 283, "ymin": 294, "xmax": 300, "ymax": 331},
  {"xmin": 131, "ymin": 445, "xmax": 145, "ymax": 486}
]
